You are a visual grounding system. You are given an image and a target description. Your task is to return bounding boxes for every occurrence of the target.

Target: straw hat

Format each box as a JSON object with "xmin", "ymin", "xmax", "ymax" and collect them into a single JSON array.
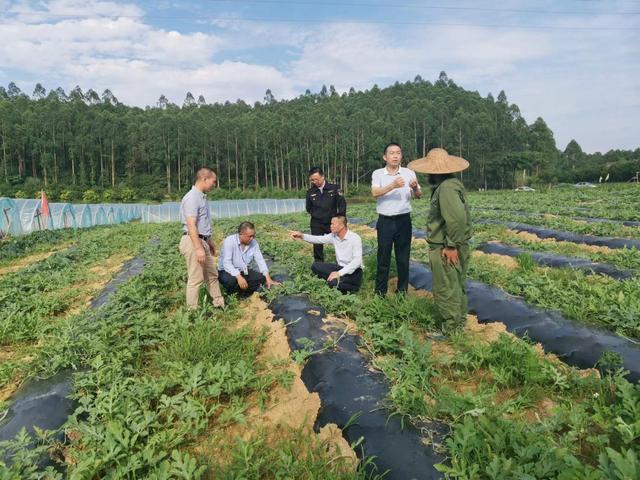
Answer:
[{"xmin": 407, "ymin": 148, "xmax": 469, "ymax": 174}]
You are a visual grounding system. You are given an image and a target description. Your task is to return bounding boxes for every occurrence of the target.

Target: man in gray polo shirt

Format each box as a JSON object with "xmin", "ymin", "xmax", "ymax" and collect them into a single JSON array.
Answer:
[
  {"xmin": 371, "ymin": 142, "xmax": 422, "ymax": 295},
  {"xmin": 179, "ymin": 167, "xmax": 225, "ymax": 309}
]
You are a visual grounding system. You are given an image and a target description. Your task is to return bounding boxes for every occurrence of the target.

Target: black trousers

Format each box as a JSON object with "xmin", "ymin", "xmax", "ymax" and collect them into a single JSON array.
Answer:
[
  {"xmin": 218, "ymin": 269, "xmax": 266, "ymax": 295},
  {"xmin": 310, "ymin": 220, "xmax": 331, "ymax": 262},
  {"xmin": 311, "ymin": 262, "xmax": 362, "ymax": 293},
  {"xmin": 375, "ymin": 213, "xmax": 412, "ymax": 295}
]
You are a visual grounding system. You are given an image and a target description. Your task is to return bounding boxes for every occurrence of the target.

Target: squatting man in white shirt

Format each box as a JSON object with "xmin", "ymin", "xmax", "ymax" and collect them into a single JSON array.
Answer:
[{"xmin": 289, "ymin": 215, "xmax": 363, "ymax": 294}]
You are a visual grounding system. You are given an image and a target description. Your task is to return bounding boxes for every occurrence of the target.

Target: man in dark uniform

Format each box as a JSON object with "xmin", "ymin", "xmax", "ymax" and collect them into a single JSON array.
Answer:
[{"xmin": 305, "ymin": 167, "xmax": 347, "ymax": 262}]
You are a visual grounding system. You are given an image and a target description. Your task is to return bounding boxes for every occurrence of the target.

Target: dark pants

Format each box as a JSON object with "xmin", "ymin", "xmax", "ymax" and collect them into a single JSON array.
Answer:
[
  {"xmin": 311, "ymin": 262, "xmax": 363, "ymax": 294},
  {"xmin": 218, "ymin": 269, "xmax": 266, "ymax": 295},
  {"xmin": 310, "ymin": 220, "xmax": 331, "ymax": 262},
  {"xmin": 375, "ymin": 213, "xmax": 412, "ymax": 295}
]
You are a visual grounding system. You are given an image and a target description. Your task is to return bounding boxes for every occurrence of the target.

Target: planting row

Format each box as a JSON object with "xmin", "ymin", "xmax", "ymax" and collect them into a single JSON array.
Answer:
[
  {"xmin": 1, "ymin": 221, "xmax": 365, "ymax": 478},
  {"xmin": 257, "ymin": 219, "xmax": 640, "ymax": 479}
]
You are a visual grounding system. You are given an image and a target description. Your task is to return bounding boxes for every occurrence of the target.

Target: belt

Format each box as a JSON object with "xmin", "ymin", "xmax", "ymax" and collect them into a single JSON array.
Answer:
[
  {"xmin": 183, "ymin": 232, "xmax": 210, "ymax": 241},
  {"xmin": 378, "ymin": 212, "xmax": 410, "ymax": 219}
]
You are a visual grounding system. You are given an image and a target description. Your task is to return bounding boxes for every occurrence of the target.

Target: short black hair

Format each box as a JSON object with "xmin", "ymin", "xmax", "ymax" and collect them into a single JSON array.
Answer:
[
  {"xmin": 308, "ymin": 166, "xmax": 324, "ymax": 177},
  {"xmin": 332, "ymin": 215, "xmax": 347, "ymax": 227},
  {"xmin": 195, "ymin": 167, "xmax": 215, "ymax": 182},
  {"xmin": 237, "ymin": 221, "xmax": 256, "ymax": 234},
  {"xmin": 384, "ymin": 142, "xmax": 402, "ymax": 155}
]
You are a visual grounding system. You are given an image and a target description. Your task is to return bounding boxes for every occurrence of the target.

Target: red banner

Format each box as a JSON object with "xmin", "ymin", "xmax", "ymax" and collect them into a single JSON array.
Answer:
[{"xmin": 41, "ymin": 190, "xmax": 50, "ymax": 220}]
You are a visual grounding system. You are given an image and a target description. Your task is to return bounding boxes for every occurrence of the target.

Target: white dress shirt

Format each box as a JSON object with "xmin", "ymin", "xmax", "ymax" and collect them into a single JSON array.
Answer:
[
  {"xmin": 218, "ymin": 234, "xmax": 269, "ymax": 276},
  {"xmin": 302, "ymin": 229, "xmax": 363, "ymax": 276},
  {"xmin": 371, "ymin": 166, "xmax": 420, "ymax": 216}
]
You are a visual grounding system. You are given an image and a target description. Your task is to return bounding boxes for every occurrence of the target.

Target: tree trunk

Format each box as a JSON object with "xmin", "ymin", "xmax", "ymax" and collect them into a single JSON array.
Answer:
[
  {"xmin": 164, "ymin": 133, "xmax": 172, "ymax": 194},
  {"xmin": 226, "ymin": 134, "xmax": 231, "ymax": 187},
  {"xmin": 234, "ymin": 135, "xmax": 239, "ymax": 189},
  {"xmin": 242, "ymin": 150, "xmax": 247, "ymax": 191},
  {"xmin": 42, "ymin": 147, "xmax": 48, "ymax": 187},
  {"xmin": 333, "ymin": 132, "xmax": 338, "ymax": 184},
  {"xmin": 280, "ymin": 144, "xmax": 286, "ymax": 190},
  {"xmin": 215, "ymin": 142, "xmax": 221, "ymax": 188},
  {"xmin": 286, "ymin": 141, "xmax": 291, "ymax": 190},
  {"xmin": 1, "ymin": 125, "xmax": 7, "ymax": 182},
  {"xmin": 111, "ymin": 137, "xmax": 115, "ymax": 187},
  {"xmin": 274, "ymin": 145, "xmax": 280, "ymax": 189},
  {"xmin": 52, "ymin": 125, "xmax": 58, "ymax": 184},
  {"xmin": 71, "ymin": 150, "xmax": 76, "ymax": 185},
  {"xmin": 177, "ymin": 130, "xmax": 181, "ymax": 192},
  {"xmin": 254, "ymin": 132, "xmax": 259, "ymax": 189}
]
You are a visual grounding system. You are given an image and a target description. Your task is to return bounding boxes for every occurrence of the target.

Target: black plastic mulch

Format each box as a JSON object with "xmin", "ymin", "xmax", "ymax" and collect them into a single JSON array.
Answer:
[
  {"xmin": 269, "ymin": 294, "xmax": 446, "ymax": 480},
  {"xmin": 476, "ymin": 220, "xmax": 640, "ymax": 250},
  {"xmin": 409, "ymin": 262, "xmax": 640, "ymax": 383},
  {"xmin": 476, "ymin": 242, "xmax": 634, "ymax": 280},
  {"xmin": 0, "ymin": 254, "xmax": 147, "ymax": 465}
]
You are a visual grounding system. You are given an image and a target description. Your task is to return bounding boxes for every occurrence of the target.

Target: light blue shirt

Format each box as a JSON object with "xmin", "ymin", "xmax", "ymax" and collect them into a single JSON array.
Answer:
[
  {"xmin": 218, "ymin": 234, "xmax": 269, "ymax": 277},
  {"xmin": 371, "ymin": 166, "xmax": 419, "ymax": 216},
  {"xmin": 180, "ymin": 186, "xmax": 211, "ymax": 236}
]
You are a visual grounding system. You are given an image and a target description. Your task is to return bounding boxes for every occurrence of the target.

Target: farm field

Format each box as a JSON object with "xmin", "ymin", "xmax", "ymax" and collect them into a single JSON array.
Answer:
[{"xmin": 1, "ymin": 185, "xmax": 639, "ymax": 479}]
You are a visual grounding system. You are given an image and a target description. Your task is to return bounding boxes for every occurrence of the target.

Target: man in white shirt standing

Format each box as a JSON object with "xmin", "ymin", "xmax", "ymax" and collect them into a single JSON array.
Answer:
[
  {"xmin": 179, "ymin": 167, "xmax": 225, "ymax": 310},
  {"xmin": 371, "ymin": 142, "xmax": 422, "ymax": 295},
  {"xmin": 218, "ymin": 221, "xmax": 279, "ymax": 295},
  {"xmin": 289, "ymin": 216, "xmax": 363, "ymax": 293}
]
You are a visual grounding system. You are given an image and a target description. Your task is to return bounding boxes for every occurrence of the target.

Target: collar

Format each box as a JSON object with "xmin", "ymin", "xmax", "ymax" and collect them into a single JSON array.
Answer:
[
  {"xmin": 235, "ymin": 234, "xmax": 252, "ymax": 247},
  {"xmin": 192, "ymin": 185, "xmax": 206, "ymax": 198},
  {"xmin": 336, "ymin": 229, "xmax": 349, "ymax": 241},
  {"xmin": 384, "ymin": 166, "xmax": 401, "ymax": 176}
]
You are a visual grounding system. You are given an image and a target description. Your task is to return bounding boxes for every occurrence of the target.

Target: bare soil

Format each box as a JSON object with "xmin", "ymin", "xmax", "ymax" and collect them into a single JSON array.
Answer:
[
  {"xmin": 472, "ymin": 250, "xmax": 519, "ymax": 270},
  {"xmin": 0, "ymin": 243, "xmax": 72, "ymax": 277},
  {"xmin": 509, "ymin": 230, "xmax": 614, "ymax": 253},
  {"xmin": 197, "ymin": 294, "xmax": 357, "ymax": 471}
]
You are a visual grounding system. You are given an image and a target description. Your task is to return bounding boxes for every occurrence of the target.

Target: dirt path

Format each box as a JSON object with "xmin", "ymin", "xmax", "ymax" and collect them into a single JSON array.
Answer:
[
  {"xmin": 471, "ymin": 250, "xmax": 519, "ymax": 269},
  {"xmin": 0, "ymin": 243, "xmax": 72, "ymax": 277},
  {"xmin": 509, "ymin": 230, "xmax": 614, "ymax": 254},
  {"xmin": 1, "ymin": 253, "xmax": 134, "ymax": 402},
  {"xmin": 198, "ymin": 294, "xmax": 358, "ymax": 471}
]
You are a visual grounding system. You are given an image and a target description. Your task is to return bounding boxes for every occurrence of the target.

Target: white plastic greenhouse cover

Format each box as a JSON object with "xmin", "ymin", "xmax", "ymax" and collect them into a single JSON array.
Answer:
[
  {"xmin": 141, "ymin": 199, "xmax": 305, "ymax": 223},
  {"xmin": 1, "ymin": 198, "xmax": 304, "ymax": 236},
  {"xmin": 0, "ymin": 198, "xmax": 22, "ymax": 236}
]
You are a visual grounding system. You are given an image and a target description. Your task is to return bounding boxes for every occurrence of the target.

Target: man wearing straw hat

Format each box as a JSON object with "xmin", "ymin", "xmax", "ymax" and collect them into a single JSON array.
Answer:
[{"xmin": 408, "ymin": 148, "xmax": 472, "ymax": 334}]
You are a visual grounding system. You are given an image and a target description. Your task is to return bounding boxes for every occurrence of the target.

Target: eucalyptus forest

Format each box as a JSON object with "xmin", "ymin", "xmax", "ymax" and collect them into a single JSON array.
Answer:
[{"xmin": 1, "ymin": 72, "xmax": 638, "ymax": 202}]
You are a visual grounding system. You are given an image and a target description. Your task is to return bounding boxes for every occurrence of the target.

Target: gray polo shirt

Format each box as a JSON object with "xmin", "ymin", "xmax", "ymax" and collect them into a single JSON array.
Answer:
[
  {"xmin": 371, "ymin": 166, "xmax": 420, "ymax": 216},
  {"xmin": 180, "ymin": 186, "xmax": 212, "ymax": 236}
]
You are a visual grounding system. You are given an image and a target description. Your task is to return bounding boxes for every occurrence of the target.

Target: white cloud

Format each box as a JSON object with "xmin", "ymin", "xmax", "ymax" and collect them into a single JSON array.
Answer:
[
  {"xmin": 0, "ymin": 16, "xmax": 222, "ymax": 72},
  {"xmin": 8, "ymin": 0, "xmax": 143, "ymax": 23},
  {"xmin": 211, "ymin": 18, "xmax": 312, "ymax": 51},
  {"xmin": 0, "ymin": 0, "xmax": 637, "ymax": 151},
  {"xmin": 64, "ymin": 58, "xmax": 295, "ymax": 106},
  {"xmin": 289, "ymin": 23, "xmax": 552, "ymax": 91}
]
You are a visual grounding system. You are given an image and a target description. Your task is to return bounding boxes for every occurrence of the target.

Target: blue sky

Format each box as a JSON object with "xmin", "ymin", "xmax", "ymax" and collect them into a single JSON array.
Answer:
[{"xmin": 1, "ymin": 0, "xmax": 638, "ymax": 153}]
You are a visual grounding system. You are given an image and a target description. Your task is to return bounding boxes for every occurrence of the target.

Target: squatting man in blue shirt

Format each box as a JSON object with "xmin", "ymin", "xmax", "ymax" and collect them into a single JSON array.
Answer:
[
  {"xmin": 289, "ymin": 215, "xmax": 364, "ymax": 294},
  {"xmin": 218, "ymin": 221, "xmax": 280, "ymax": 295}
]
